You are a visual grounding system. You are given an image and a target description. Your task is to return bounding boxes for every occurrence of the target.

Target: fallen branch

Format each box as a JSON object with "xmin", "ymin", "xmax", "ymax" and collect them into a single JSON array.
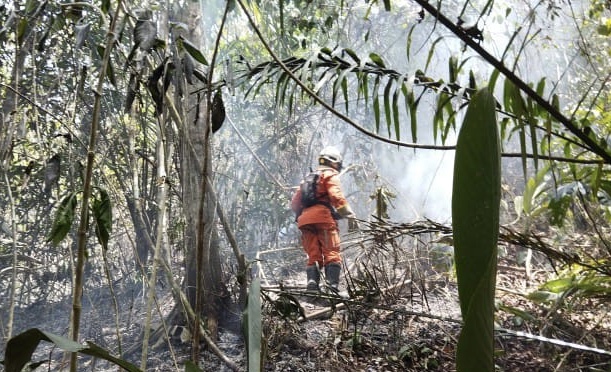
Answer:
[{"xmin": 300, "ymin": 279, "xmax": 413, "ymax": 322}]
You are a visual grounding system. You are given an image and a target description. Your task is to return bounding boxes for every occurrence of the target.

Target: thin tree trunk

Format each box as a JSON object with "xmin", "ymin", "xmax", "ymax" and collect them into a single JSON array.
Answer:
[
  {"xmin": 69, "ymin": 3, "xmax": 122, "ymax": 371},
  {"xmin": 0, "ymin": 1, "xmax": 44, "ymax": 166},
  {"xmin": 5, "ymin": 171, "xmax": 18, "ymax": 338},
  {"xmin": 141, "ymin": 132, "xmax": 169, "ymax": 370}
]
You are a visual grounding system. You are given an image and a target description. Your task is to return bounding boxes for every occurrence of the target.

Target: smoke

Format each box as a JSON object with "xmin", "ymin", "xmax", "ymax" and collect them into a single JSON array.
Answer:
[{"xmin": 389, "ymin": 147, "xmax": 455, "ymax": 222}]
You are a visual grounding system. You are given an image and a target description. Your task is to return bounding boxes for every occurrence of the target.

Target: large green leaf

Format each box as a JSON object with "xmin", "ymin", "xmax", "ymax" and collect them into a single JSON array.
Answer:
[
  {"xmin": 92, "ymin": 188, "xmax": 112, "ymax": 251},
  {"xmin": 179, "ymin": 36, "xmax": 209, "ymax": 66},
  {"xmin": 452, "ymin": 87, "xmax": 500, "ymax": 372},
  {"xmin": 3, "ymin": 328, "xmax": 141, "ymax": 372},
  {"xmin": 243, "ymin": 278, "xmax": 262, "ymax": 372},
  {"xmin": 48, "ymin": 191, "xmax": 79, "ymax": 246}
]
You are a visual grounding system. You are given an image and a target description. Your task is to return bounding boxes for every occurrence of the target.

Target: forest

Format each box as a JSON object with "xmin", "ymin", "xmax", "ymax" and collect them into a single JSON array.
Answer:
[{"xmin": 1, "ymin": 0, "xmax": 611, "ymax": 371}]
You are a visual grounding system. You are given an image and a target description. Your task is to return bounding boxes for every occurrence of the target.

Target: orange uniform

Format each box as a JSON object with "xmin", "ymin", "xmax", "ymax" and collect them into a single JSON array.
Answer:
[{"xmin": 291, "ymin": 166, "xmax": 350, "ymax": 266}]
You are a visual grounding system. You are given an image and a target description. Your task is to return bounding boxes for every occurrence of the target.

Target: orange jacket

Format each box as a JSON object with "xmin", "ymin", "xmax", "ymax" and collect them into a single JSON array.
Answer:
[{"xmin": 291, "ymin": 166, "xmax": 350, "ymax": 227}]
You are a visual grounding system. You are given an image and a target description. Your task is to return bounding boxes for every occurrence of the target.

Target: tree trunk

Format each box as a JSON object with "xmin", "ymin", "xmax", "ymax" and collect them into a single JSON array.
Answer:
[
  {"xmin": 176, "ymin": 1, "xmax": 227, "ymax": 341},
  {"xmin": 181, "ymin": 99, "xmax": 227, "ymax": 337},
  {"xmin": 125, "ymin": 197, "xmax": 154, "ymax": 269}
]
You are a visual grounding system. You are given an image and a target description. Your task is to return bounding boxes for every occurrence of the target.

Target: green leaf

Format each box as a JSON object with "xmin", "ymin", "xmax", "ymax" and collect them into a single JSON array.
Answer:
[
  {"xmin": 597, "ymin": 20, "xmax": 611, "ymax": 36},
  {"xmin": 469, "ymin": 70, "xmax": 477, "ymax": 90},
  {"xmin": 527, "ymin": 290, "xmax": 560, "ymax": 304},
  {"xmin": 541, "ymin": 277, "xmax": 574, "ymax": 293},
  {"xmin": 25, "ymin": 0, "xmax": 38, "ymax": 12},
  {"xmin": 17, "ymin": 18, "xmax": 27, "ymax": 46},
  {"xmin": 401, "ymin": 81, "xmax": 417, "ymax": 143},
  {"xmin": 180, "ymin": 36, "xmax": 209, "ymax": 65},
  {"xmin": 488, "ymin": 69, "xmax": 501, "ymax": 92},
  {"xmin": 4, "ymin": 328, "xmax": 142, "ymax": 372},
  {"xmin": 442, "ymin": 97, "xmax": 462, "ymax": 144},
  {"xmin": 452, "ymin": 88, "xmax": 500, "ymax": 372},
  {"xmin": 185, "ymin": 360, "xmax": 204, "ymax": 372},
  {"xmin": 372, "ymin": 76, "xmax": 381, "ymax": 133},
  {"xmin": 528, "ymin": 117, "xmax": 539, "ymax": 170},
  {"xmin": 433, "ymin": 93, "xmax": 452, "ymax": 143},
  {"xmin": 535, "ymin": 77, "xmax": 546, "ymax": 96},
  {"xmin": 344, "ymin": 48, "xmax": 360, "ymax": 64},
  {"xmin": 406, "ymin": 25, "xmax": 416, "ymax": 62},
  {"xmin": 275, "ymin": 72, "xmax": 290, "ymax": 106},
  {"xmin": 449, "ymin": 56, "xmax": 458, "ymax": 82},
  {"xmin": 48, "ymin": 192, "xmax": 79, "ymax": 246},
  {"xmin": 498, "ymin": 304, "xmax": 536, "ymax": 322},
  {"xmin": 373, "ymin": 94, "xmax": 381, "ymax": 133},
  {"xmin": 101, "ymin": 0, "xmax": 110, "ymax": 13},
  {"xmin": 93, "ymin": 188, "xmax": 112, "ymax": 251},
  {"xmin": 361, "ymin": 72, "xmax": 369, "ymax": 106},
  {"xmin": 332, "ymin": 68, "xmax": 352, "ymax": 112},
  {"xmin": 369, "ymin": 53, "xmax": 386, "ymax": 68},
  {"xmin": 383, "ymin": 79, "xmax": 393, "ymax": 137},
  {"xmin": 341, "ymin": 77, "xmax": 349, "ymax": 112},
  {"xmin": 425, "ymin": 37, "xmax": 443, "ymax": 72},
  {"xmin": 392, "ymin": 83, "xmax": 400, "ymax": 140},
  {"xmin": 243, "ymin": 278, "xmax": 262, "ymax": 372}
]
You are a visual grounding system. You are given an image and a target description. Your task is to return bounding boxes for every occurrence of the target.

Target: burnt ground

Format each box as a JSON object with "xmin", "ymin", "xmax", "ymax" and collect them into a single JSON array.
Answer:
[
  {"xmin": 257, "ymin": 256, "xmax": 611, "ymax": 372},
  {"xmin": 255, "ymin": 230, "xmax": 611, "ymax": 372},
  {"xmin": 3, "ymin": 229, "xmax": 611, "ymax": 371}
]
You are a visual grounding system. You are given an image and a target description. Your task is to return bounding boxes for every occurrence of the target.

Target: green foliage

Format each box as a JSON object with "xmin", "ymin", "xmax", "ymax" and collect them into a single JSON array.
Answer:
[
  {"xmin": 47, "ymin": 187, "xmax": 113, "ymax": 250},
  {"xmin": 47, "ymin": 191, "xmax": 79, "ymax": 246},
  {"xmin": 92, "ymin": 188, "xmax": 113, "ymax": 251},
  {"xmin": 528, "ymin": 262, "xmax": 611, "ymax": 306},
  {"xmin": 179, "ymin": 36, "xmax": 209, "ymax": 66},
  {"xmin": 452, "ymin": 88, "xmax": 500, "ymax": 372},
  {"xmin": 2, "ymin": 328, "xmax": 141, "ymax": 372},
  {"xmin": 242, "ymin": 48, "xmax": 465, "ymax": 143},
  {"xmin": 514, "ymin": 166, "xmax": 549, "ymax": 220}
]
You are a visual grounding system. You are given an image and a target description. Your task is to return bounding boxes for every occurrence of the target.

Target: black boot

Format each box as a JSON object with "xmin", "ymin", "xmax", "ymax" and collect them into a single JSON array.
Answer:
[
  {"xmin": 325, "ymin": 263, "xmax": 342, "ymax": 291},
  {"xmin": 306, "ymin": 265, "xmax": 320, "ymax": 292},
  {"xmin": 325, "ymin": 263, "xmax": 349, "ymax": 298}
]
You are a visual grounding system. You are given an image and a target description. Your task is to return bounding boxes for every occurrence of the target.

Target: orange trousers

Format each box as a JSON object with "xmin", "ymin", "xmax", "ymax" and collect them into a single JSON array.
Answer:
[{"xmin": 299, "ymin": 222, "xmax": 341, "ymax": 267}]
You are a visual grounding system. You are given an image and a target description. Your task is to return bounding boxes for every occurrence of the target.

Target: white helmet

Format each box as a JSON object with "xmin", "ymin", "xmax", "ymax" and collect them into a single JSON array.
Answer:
[{"xmin": 318, "ymin": 146, "xmax": 343, "ymax": 170}]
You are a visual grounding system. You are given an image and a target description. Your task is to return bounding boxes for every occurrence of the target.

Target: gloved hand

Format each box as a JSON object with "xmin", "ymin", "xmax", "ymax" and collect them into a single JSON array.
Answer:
[
  {"xmin": 337, "ymin": 204, "xmax": 356, "ymax": 219},
  {"xmin": 348, "ymin": 217, "xmax": 360, "ymax": 233}
]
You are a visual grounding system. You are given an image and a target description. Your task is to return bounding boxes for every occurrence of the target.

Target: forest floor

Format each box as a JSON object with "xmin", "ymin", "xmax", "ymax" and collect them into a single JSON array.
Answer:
[
  {"xmin": 5, "ymin": 229, "xmax": 611, "ymax": 371},
  {"xmin": 259, "ymin": 262, "xmax": 611, "ymax": 372}
]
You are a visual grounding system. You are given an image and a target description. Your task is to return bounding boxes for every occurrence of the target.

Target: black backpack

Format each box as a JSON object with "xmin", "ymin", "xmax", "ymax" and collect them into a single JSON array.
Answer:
[
  {"xmin": 298, "ymin": 170, "xmax": 341, "ymax": 219},
  {"xmin": 300, "ymin": 171, "xmax": 320, "ymax": 207}
]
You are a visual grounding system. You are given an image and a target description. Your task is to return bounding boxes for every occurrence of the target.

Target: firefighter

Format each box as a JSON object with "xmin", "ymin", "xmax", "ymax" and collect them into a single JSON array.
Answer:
[{"xmin": 291, "ymin": 146, "xmax": 358, "ymax": 293}]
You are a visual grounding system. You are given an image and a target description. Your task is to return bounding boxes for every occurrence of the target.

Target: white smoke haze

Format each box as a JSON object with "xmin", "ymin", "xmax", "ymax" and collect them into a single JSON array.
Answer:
[{"xmin": 388, "ymin": 147, "xmax": 455, "ymax": 222}]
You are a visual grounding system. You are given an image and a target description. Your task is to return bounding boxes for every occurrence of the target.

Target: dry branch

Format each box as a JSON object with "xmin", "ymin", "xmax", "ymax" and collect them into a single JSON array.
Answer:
[{"xmin": 355, "ymin": 218, "xmax": 582, "ymax": 266}]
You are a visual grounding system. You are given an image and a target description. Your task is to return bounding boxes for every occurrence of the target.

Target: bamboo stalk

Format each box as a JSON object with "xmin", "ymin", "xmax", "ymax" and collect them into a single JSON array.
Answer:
[
  {"xmin": 5, "ymin": 171, "xmax": 17, "ymax": 338},
  {"xmin": 69, "ymin": 3, "xmax": 122, "ymax": 371},
  {"xmin": 141, "ymin": 114, "xmax": 170, "ymax": 371}
]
